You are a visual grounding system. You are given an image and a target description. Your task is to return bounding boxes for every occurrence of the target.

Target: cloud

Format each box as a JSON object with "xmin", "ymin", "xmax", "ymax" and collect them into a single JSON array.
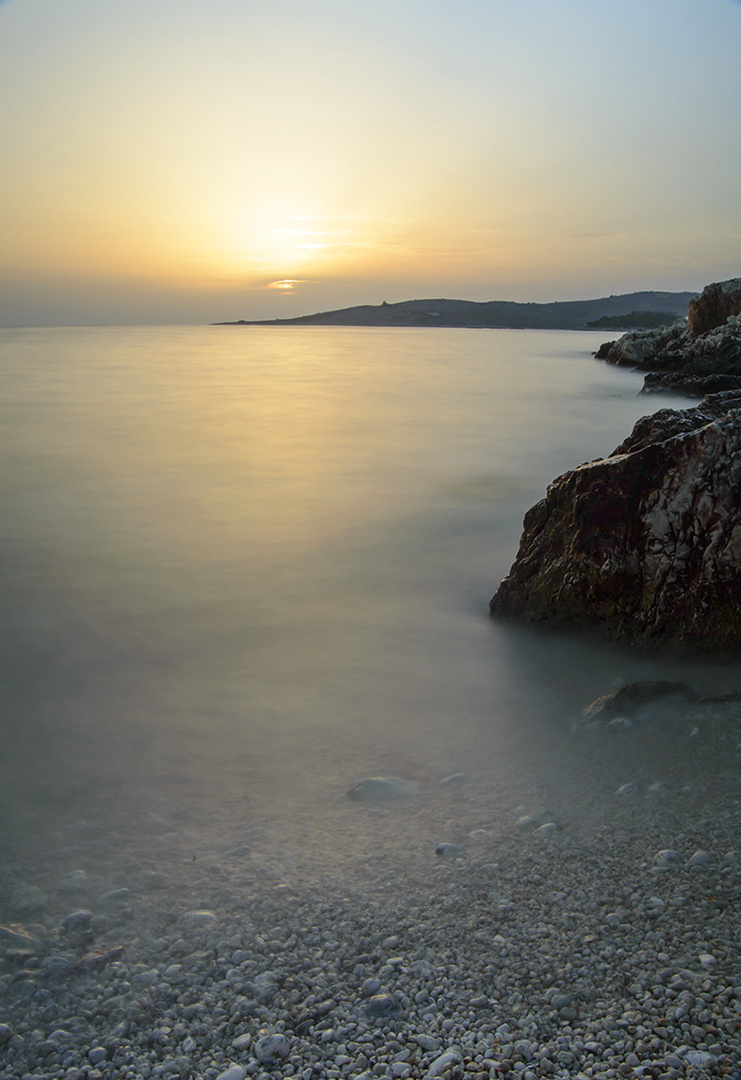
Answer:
[{"xmin": 262, "ymin": 279, "xmax": 308, "ymax": 291}]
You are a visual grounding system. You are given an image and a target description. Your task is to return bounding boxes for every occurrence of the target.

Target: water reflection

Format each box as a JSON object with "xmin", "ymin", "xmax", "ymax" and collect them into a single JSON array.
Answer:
[{"xmin": 0, "ymin": 326, "xmax": 737, "ymax": 868}]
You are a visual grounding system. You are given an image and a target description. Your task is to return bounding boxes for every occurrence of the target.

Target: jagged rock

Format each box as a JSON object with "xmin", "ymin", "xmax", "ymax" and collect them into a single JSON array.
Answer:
[
  {"xmin": 642, "ymin": 372, "xmax": 741, "ymax": 396},
  {"xmin": 596, "ymin": 278, "xmax": 741, "ymax": 394},
  {"xmin": 688, "ymin": 277, "xmax": 741, "ymax": 338},
  {"xmin": 490, "ymin": 393, "xmax": 741, "ymax": 653},
  {"xmin": 594, "ymin": 320, "xmax": 687, "ymax": 367}
]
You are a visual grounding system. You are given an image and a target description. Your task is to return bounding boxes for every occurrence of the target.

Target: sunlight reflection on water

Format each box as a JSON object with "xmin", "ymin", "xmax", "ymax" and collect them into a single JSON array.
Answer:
[{"xmin": 0, "ymin": 326, "xmax": 736, "ymax": 865}]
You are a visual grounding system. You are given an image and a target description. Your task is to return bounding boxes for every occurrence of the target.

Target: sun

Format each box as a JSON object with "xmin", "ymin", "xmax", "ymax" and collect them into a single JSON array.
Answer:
[{"xmin": 264, "ymin": 279, "xmax": 303, "ymax": 292}]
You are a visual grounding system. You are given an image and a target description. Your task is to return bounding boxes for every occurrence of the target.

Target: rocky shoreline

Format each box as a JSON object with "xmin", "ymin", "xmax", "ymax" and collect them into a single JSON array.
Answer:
[
  {"xmin": 490, "ymin": 277, "xmax": 741, "ymax": 654},
  {"xmin": 595, "ymin": 279, "xmax": 741, "ymax": 398},
  {"xmin": 2, "ymin": 688, "xmax": 741, "ymax": 1080}
]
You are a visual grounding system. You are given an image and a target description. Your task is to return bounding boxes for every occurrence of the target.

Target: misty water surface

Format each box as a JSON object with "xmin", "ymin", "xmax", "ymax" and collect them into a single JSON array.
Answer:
[{"xmin": 1, "ymin": 327, "xmax": 738, "ymax": 869}]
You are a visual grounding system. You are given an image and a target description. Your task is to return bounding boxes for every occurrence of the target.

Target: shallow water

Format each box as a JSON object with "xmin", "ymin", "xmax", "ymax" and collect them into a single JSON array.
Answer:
[{"xmin": 1, "ymin": 326, "xmax": 738, "ymax": 868}]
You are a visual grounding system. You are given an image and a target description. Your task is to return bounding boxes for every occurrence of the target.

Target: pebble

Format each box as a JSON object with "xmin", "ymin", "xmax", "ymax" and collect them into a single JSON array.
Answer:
[
  {"xmin": 687, "ymin": 849, "xmax": 711, "ymax": 867},
  {"xmin": 683, "ymin": 1050, "xmax": 715, "ymax": 1067},
  {"xmin": 59, "ymin": 869, "xmax": 88, "ymax": 891},
  {"xmin": 216, "ymin": 1068, "xmax": 247, "ymax": 1080},
  {"xmin": 180, "ymin": 909, "xmax": 218, "ymax": 928},
  {"xmin": 435, "ymin": 843, "xmax": 464, "ymax": 858},
  {"xmin": 416, "ymin": 1034, "xmax": 439, "ymax": 1051},
  {"xmin": 253, "ymin": 1033, "xmax": 290, "ymax": 1064},
  {"xmin": 364, "ymin": 992, "xmax": 403, "ymax": 1018},
  {"xmin": 4, "ymin": 763, "xmax": 741, "ymax": 1080},
  {"xmin": 347, "ymin": 776, "xmax": 420, "ymax": 803},
  {"xmin": 425, "ymin": 1049, "xmax": 462, "ymax": 1078},
  {"xmin": 98, "ymin": 887, "xmax": 131, "ymax": 907},
  {"xmin": 652, "ymin": 848, "xmax": 680, "ymax": 869}
]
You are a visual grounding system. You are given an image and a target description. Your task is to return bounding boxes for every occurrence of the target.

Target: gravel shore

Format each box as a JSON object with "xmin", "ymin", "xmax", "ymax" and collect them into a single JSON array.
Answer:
[{"xmin": 2, "ymin": 699, "xmax": 741, "ymax": 1080}]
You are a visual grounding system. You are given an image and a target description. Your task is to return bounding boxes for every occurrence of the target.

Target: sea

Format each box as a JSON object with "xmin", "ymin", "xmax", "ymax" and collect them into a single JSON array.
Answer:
[{"xmin": 1, "ymin": 325, "xmax": 739, "ymax": 874}]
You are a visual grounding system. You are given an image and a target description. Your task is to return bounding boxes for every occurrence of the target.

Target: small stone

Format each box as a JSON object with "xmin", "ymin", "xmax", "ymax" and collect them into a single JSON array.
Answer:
[
  {"xmin": 98, "ymin": 887, "xmax": 131, "ymax": 907},
  {"xmin": 62, "ymin": 909, "xmax": 93, "ymax": 932},
  {"xmin": 416, "ymin": 1034, "xmax": 439, "ymax": 1052},
  {"xmin": 160, "ymin": 1058, "xmax": 191, "ymax": 1077},
  {"xmin": 688, "ymin": 850, "xmax": 711, "ymax": 868},
  {"xmin": 698, "ymin": 952, "xmax": 716, "ymax": 969},
  {"xmin": 683, "ymin": 1050, "xmax": 715, "ymax": 1067},
  {"xmin": 42, "ymin": 956, "xmax": 72, "ymax": 980},
  {"xmin": 515, "ymin": 815, "xmax": 540, "ymax": 830},
  {"xmin": 435, "ymin": 843, "xmax": 464, "ymax": 858},
  {"xmin": 59, "ymin": 870, "xmax": 89, "ymax": 891},
  {"xmin": 7, "ymin": 884, "xmax": 45, "ymax": 913},
  {"xmin": 0, "ymin": 1024, "xmax": 11, "ymax": 1044},
  {"xmin": 425, "ymin": 1050, "xmax": 462, "ymax": 1078},
  {"xmin": 364, "ymin": 992, "xmax": 403, "ymax": 1018},
  {"xmin": 652, "ymin": 849, "xmax": 680, "ymax": 870},
  {"xmin": 362, "ymin": 978, "xmax": 382, "ymax": 997},
  {"xmin": 253, "ymin": 1033, "xmax": 290, "ymax": 1064},
  {"xmin": 88, "ymin": 1048, "xmax": 107, "ymax": 1065},
  {"xmin": 180, "ymin": 909, "xmax": 218, "ymax": 928},
  {"xmin": 232, "ymin": 1034, "xmax": 252, "ymax": 1051},
  {"xmin": 347, "ymin": 777, "xmax": 419, "ymax": 803},
  {"xmin": 216, "ymin": 1068, "xmax": 247, "ymax": 1080},
  {"xmin": 615, "ymin": 783, "xmax": 637, "ymax": 796},
  {"xmin": 550, "ymin": 993, "xmax": 571, "ymax": 1009}
]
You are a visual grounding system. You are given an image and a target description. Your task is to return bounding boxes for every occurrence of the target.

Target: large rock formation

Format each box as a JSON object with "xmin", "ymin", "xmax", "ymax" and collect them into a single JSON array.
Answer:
[
  {"xmin": 595, "ymin": 277, "xmax": 741, "ymax": 395},
  {"xmin": 688, "ymin": 277, "xmax": 741, "ymax": 338},
  {"xmin": 490, "ymin": 392, "xmax": 741, "ymax": 653}
]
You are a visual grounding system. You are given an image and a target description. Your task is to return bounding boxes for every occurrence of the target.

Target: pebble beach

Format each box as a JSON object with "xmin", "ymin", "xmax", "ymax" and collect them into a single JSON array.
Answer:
[{"xmin": 2, "ymin": 698, "xmax": 741, "ymax": 1080}]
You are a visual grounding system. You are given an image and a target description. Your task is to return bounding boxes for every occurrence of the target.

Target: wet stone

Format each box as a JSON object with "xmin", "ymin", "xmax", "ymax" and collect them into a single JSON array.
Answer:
[
  {"xmin": 364, "ymin": 992, "xmax": 403, "ymax": 1019},
  {"xmin": 253, "ymin": 1032, "xmax": 290, "ymax": 1064},
  {"xmin": 216, "ymin": 1067, "xmax": 247, "ymax": 1080}
]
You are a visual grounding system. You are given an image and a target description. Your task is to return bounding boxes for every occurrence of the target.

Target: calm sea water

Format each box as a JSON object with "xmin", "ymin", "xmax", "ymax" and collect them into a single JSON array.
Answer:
[{"xmin": 1, "ymin": 326, "xmax": 737, "ymax": 864}]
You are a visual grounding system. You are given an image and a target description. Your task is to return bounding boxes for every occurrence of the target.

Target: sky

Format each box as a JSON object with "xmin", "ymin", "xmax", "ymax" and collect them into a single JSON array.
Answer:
[{"xmin": 1, "ymin": 0, "xmax": 741, "ymax": 326}]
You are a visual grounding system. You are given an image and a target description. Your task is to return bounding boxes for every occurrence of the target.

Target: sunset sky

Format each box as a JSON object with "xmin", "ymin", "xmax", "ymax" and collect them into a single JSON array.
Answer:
[{"xmin": 2, "ymin": 0, "xmax": 740, "ymax": 325}]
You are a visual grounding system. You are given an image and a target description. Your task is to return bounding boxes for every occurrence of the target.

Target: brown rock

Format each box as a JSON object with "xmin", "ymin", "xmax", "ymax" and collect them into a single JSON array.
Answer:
[
  {"xmin": 581, "ymin": 681, "xmax": 696, "ymax": 724},
  {"xmin": 687, "ymin": 277, "xmax": 741, "ymax": 338},
  {"xmin": 490, "ymin": 393, "xmax": 741, "ymax": 653}
]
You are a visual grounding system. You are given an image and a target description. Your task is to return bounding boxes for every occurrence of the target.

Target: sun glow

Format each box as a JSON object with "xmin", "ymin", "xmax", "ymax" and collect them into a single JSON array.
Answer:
[{"xmin": 265, "ymin": 280, "xmax": 303, "ymax": 291}]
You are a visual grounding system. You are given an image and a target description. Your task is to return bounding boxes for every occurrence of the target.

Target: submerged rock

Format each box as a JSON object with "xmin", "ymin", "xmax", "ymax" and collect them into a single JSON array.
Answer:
[
  {"xmin": 490, "ymin": 393, "xmax": 741, "ymax": 653},
  {"xmin": 347, "ymin": 776, "xmax": 420, "ymax": 804},
  {"xmin": 581, "ymin": 681, "xmax": 696, "ymax": 726}
]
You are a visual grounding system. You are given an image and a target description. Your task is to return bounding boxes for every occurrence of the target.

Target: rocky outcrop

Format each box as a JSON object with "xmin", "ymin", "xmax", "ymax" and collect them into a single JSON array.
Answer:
[
  {"xmin": 688, "ymin": 277, "xmax": 741, "ymax": 338},
  {"xmin": 642, "ymin": 372, "xmax": 741, "ymax": 397},
  {"xmin": 596, "ymin": 278, "xmax": 741, "ymax": 394},
  {"xmin": 490, "ymin": 392, "xmax": 741, "ymax": 653}
]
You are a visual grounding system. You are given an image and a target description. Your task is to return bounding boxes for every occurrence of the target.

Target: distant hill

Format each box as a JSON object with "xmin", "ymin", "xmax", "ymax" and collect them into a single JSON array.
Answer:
[{"xmin": 216, "ymin": 291, "xmax": 696, "ymax": 330}]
